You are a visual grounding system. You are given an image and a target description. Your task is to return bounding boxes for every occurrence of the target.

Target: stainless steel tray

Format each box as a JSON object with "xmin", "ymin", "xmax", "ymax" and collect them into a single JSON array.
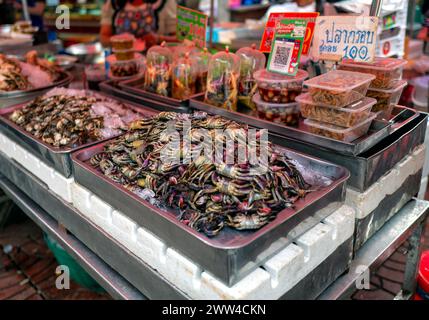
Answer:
[
  {"xmin": 119, "ymin": 77, "xmax": 204, "ymax": 108},
  {"xmin": 0, "ymin": 72, "xmax": 73, "ymax": 109},
  {"xmin": 270, "ymin": 108, "xmax": 426, "ymax": 192},
  {"xmin": 189, "ymin": 96, "xmax": 391, "ymax": 156},
  {"xmin": 72, "ymin": 142, "xmax": 349, "ymax": 286},
  {"xmin": 100, "ymin": 80, "xmax": 189, "ymax": 113},
  {"xmin": 0, "ymin": 92, "xmax": 157, "ymax": 178}
]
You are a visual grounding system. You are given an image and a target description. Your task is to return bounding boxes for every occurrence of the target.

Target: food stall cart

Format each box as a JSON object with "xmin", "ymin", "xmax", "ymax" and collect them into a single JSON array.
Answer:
[{"xmin": 0, "ymin": 0, "xmax": 428, "ymax": 301}]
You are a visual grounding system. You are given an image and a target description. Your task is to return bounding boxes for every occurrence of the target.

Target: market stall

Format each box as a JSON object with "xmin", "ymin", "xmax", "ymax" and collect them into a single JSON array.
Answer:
[{"xmin": 0, "ymin": 0, "xmax": 428, "ymax": 301}]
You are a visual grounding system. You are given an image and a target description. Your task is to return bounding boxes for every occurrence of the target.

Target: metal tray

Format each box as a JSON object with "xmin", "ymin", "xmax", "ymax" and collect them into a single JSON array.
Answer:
[
  {"xmin": 0, "ymin": 72, "xmax": 73, "ymax": 109},
  {"xmin": 190, "ymin": 95, "xmax": 391, "ymax": 156},
  {"xmin": 270, "ymin": 108, "xmax": 426, "ymax": 192},
  {"xmin": 0, "ymin": 92, "xmax": 157, "ymax": 178},
  {"xmin": 119, "ymin": 77, "xmax": 204, "ymax": 108},
  {"xmin": 100, "ymin": 80, "xmax": 190, "ymax": 113},
  {"xmin": 72, "ymin": 142, "xmax": 349, "ymax": 286}
]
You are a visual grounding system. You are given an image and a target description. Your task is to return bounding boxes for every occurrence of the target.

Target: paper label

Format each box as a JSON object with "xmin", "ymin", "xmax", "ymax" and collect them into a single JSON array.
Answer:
[
  {"xmin": 267, "ymin": 19, "xmax": 306, "ymax": 76},
  {"xmin": 260, "ymin": 12, "xmax": 319, "ymax": 54},
  {"xmin": 311, "ymin": 15, "xmax": 378, "ymax": 62}
]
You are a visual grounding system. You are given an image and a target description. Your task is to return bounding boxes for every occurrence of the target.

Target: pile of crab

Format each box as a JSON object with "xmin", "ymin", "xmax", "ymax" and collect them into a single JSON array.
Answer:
[
  {"xmin": 9, "ymin": 89, "xmax": 140, "ymax": 148},
  {"xmin": 90, "ymin": 111, "xmax": 310, "ymax": 237},
  {"xmin": 0, "ymin": 51, "xmax": 64, "ymax": 92}
]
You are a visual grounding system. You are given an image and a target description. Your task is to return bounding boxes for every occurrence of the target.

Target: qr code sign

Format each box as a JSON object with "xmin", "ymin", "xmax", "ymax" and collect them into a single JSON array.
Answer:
[{"xmin": 268, "ymin": 39, "xmax": 295, "ymax": 74}]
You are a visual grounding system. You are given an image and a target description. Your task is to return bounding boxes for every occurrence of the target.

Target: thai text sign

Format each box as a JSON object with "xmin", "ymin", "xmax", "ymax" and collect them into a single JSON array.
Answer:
[
  {"xmin": 311, "ymin": 16, "xmax": 378, "ymax": 62},
  {"xmin": 176, "ymin": 5, "xmax": 208, "ymax": 48}
]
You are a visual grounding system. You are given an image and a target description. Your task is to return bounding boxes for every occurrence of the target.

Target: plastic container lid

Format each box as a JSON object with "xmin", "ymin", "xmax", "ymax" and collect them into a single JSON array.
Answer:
[
  {"xmin": 411, "ymin": 76, "xmax": 429, "ymax": 107},
  {"xmin": 237, "ymin": 45, "xmax": 266, "ymax": 74},
  {"xmin": 110, "ymin": 33, "xmax": 135, "ymax": 43},
  {"xmin": 367, "ymin": 79, "xmax": 408, "ymax": 93},
  {"xmin": 304, "ymin": 70, "xmax": 375, "ymax": 92},
  {"xmin": 146, "ymin": 42, "xmax": 173, "ymax": 65},
  {"xmin": 253, "ymin": 69, "xmax": 308, "ymax": 85},
  {"xmin": 304, "ymin": 112, "xmax": 376, "ymax": 134},
  {"xmin": 106, "ymin": 52, "xmax": 144, "ymax": 65},
  {"xmin": 252, "ymin": 93, "xmax": 298, "ymax": 109},
  {"xmin": 296, "ymin": 93, "xmax": 377, "ymax": 113},
  {"xmin": 340, "ymin": 57, "xmax": 407, "ymax": 71}
]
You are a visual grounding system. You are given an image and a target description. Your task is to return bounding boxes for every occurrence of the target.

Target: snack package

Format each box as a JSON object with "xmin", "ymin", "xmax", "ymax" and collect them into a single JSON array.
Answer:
[
  {"xmin": 204, "ymin": 47, "xmax": 240, "ymax": 111},
  {"xmin": 366, "ymin": 80, "xmax": 407, "ymax": 119},
  {"xmin": 236, "ymin": 44, "xmax": 266, "ymax": 110},
  {"xmin": 172, "ymin": 53, "xmax": 198, "ymax": 100},
  {"xmin": 144, "ymin": 42, "xmax": 172, "ymax": 96}
]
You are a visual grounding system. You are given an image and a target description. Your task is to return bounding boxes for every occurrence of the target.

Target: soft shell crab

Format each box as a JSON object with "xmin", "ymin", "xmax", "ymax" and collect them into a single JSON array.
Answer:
[{"xmin": 90, "ymin": 112, "xmax": 311, "ymax": 237}]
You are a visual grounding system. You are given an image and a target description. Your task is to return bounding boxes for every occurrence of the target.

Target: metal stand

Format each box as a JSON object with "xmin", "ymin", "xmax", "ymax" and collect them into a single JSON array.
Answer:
[
  {"xmin": 0, "ymin": 150, "xmax": 427, "ymax": 299},
  {"xmin": 319, "ymin": 200, "xmax": 429, "ymax": 300}
]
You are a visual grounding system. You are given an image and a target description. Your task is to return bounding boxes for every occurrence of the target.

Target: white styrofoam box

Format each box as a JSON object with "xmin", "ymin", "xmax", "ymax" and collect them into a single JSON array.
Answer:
[
  {"xmin": 418, "ymin": 176, "xmax": 428, "ymax": 200},
  {"xmin": 346, "ymin": 145, "xmax": 425, "ymax": 219},
  {"xmin": 46, "ymin": 171, "xmax": 74, "ymax": 203},
  {"xmin": 0, "ymin": 133, "xmax": 16, "ymax": 158},
  {"xmin": 70, "ymin": 179, "xmax": 355, "ymax": 299},
  {"xmin": 91, "ymin": 194, "xmax": 113, "ymax": 223}
]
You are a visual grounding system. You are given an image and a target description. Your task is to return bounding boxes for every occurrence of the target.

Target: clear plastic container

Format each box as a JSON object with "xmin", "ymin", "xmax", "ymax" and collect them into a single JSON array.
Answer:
[
  {"xmin": 204, "ymin": 48, "xmax": 240, "ymax": 111},
  {"xmin": 304, "ymin": 113, "xmax": 376, "ymax": 142},
  {"xmin": 107, "ymin": 53, "xmax": 144, "ymax": 78},
  {"xmin": 144, "ymin": 42, "xmax": 173, "ymax": 96},
  {"xmin": 110, "ymin": 34, "xmax": 135, "ymax": 50},
  {"xmin": 113, "ymin": 49, "xmax": 135, "ymax": 61},
  {"xmin": 339, "ymin": 57, "xmax": 407, "ymax": 89},
  {"xmin": 366, "ymin": 80, "xmax": 407, "ymax": 119},
  {"xmin": 236, "ymin": 45, "xmax": 266, "ymax": 110},
  {"xmin": 297, "ymin": 93, "xmax": 376, "ymax": 128},
  {"xmin": 193, "ymin": 48, "xmax": 212, "ymax": 93},
  {"xmin": 304, "ymin": 70, "xmax": 375, "ymax": 108},
  {"xmin": 172, "ymin": 53, "xmax": 198, "ymax": 100},
  {"xmin": 252, "ymin": 93, "xmax": 299, "ymax": 126},
  {"xmin": 253, "ymin": 69, "xmax": 308, "ymax": 103}
]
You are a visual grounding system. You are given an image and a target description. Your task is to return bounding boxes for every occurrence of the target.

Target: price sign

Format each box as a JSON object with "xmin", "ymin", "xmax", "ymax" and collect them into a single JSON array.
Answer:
[
  {"xmin": 311, "ymin": 15, "xmax": 379, "ymax": 62},
  {"xmin": 267, "ymin": 19, "xmax": 306, "ymax": 76},
  {"xmin": 176, "ymin": 5, "xmax": 208, "ymax": 49},
  {"xmin": 260, "ymin": 12, "xmax": 319, "ymax": 54}
]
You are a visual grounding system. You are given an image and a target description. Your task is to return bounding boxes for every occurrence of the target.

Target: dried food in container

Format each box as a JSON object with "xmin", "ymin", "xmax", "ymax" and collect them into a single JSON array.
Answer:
[
  {"xmin": 204, "ymin": 47, "xmax": 240, "ymax": 111},
  {"xmin": 144, "ymin": 42, "xmax": 172, "ymax": 97},
  {"xmin": 253, "ymin": 93, "xmax": 299, "ymax": 126},
  {"xmin": 110, "ymin": 34, "xmax": 135, "ymax": 50},
  {"xmin": 254, "ymin": 69, "xmax": 307, "ymax": 103},
  {"xmin": 304, "ymin": 113, "xmax": 377, "ymax": 142},
  {"xmin": 107, "ymin": 53, "xmax": 144, "ymax": 78},
  {"xmin": 194, "ymin": 47, "xmax": 212, "ymax": 93},
  {"xmin": 236, "ymin": 44, "xmax": 266, "ymax": 110},
  {"xmin": 113, "ymin": 49, "xmax": 135, "ymax": 61},
  {"xmin": 366, "ymin": 79, "xmax": 407, "ymax": 120},
  {"xmin": 172, "ymin": 53, "xmax": 198, "ymax": 100},
  {"xmin": 304, "ymin": 70, "xmax": 375, "ymax": 108},
  {"xmin": 339, "ymin": 57, "xmax": 407, "ymax": 89},
  {"xmin": 297, "ymin": 93, "xmax": 376, "ymax": 127}
]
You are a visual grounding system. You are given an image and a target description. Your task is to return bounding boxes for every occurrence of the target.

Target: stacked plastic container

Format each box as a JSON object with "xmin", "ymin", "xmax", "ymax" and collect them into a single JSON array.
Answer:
[
  {"xmin": 252, "ymin": 69, "xmax": 308, "ymax": 126},
  {"xmin": 339, "ymin": 57, "xmax": 408, "ymax": 120},
  {"xmin": 108, "ymin": 34, "xmax": 144, "ymax": 79},
  {"xmin": 297, "ymin": 70, "xmax": 377, "ymax": 142}
]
